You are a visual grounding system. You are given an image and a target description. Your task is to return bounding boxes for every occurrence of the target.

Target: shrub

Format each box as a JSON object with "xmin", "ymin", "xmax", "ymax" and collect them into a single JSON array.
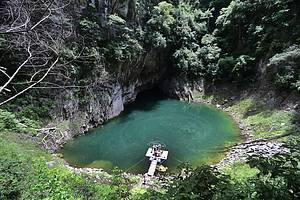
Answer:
[
  {"xmin": 268, "ymin": 45, "xmax": 300, "ymax": 91},
  {"xmin": 0, "ymin": 109, "xmax": 22, "ymax": 132},
  {"xmin": 0, "ymin": 153, "xmax": 29, "ymax": 200}
]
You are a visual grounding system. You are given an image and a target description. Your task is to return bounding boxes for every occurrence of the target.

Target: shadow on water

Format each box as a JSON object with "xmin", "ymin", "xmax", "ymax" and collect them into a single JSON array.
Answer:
[
  {"xmin": 126, "ymin": 87, "xmax": 167, "ymax": 112},
  {"xmin": 117, "ymin": 87, "xmax": 168, "ymax": 123}
]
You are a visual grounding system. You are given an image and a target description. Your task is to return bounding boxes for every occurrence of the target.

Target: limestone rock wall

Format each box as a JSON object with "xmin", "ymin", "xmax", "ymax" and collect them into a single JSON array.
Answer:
[
  {"xmin": 40, "ymin": 49, "xmax": 167, "ymax": 151},
  {"xmin": 161, "ymin": 77, "xmax": 205, "ymax": 101}
]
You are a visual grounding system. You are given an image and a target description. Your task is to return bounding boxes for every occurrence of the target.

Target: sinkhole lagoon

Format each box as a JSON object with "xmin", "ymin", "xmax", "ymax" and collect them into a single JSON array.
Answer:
[{"xmin": 61, "ymin": 90, "xmax": 241, "ymax": 173}]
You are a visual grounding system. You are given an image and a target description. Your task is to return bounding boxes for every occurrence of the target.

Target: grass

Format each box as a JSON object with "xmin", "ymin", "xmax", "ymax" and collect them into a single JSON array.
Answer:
[
  {"xmin": 227, "ymin": 99, "xmax": 256, "ymax": 118},
  {"xmin": 196, "ymin": 152, "xmax": 230, "ymax": 166},
  {"xmin": 0, "ymin": 131, "xmax": 50, "ymax": 160},
  {"xmin": 220, "ymin": 162, "xmax": 259, "ymax": 183},
  {"xmin": 130, "ymin": 187, "xmax": 148, "ymax": 198},
  {"xmin": 245, "ymin": 110, "xmax": 295, "ymax": 139},
  {"xmin": 227, "ymin": 98, "xmax": 298, "ymax": 139}
]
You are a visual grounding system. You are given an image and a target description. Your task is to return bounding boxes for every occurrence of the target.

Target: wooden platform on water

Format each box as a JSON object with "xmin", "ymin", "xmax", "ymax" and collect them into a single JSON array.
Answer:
[
  {"xmin": 145, "ymin": 147, "xmax": 168, "ymax": 176},
  {"xmin": 145, "ymin": 148, "xmax": 168, "ymax": 160},
  {"xmin": 147, "ymin": 160, "xmax": 158, "ymax": 176}
]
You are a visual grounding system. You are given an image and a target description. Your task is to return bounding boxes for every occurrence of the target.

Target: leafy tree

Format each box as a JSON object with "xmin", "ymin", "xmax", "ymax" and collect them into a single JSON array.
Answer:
[
  {"xmin": 211, "ymin": 0, "xmax": 300, "ymax": 86},
  {"xmin": 247, "ymin": 139, "xmax": 300, "ymax": 199},
  {"xmin": 146, "ymin": 1, "xmax": 219, "ymax": 79},
  {"xmin": 169, "ymin": 166, "xmax": 230, "ymax": 199},
  {"xmin": 147, "ymin": 2, "xmax": 176, "ymax": 34},
  {"xmin": 268, "ymin": 45, "xmax": 300, "ymax": 91}
]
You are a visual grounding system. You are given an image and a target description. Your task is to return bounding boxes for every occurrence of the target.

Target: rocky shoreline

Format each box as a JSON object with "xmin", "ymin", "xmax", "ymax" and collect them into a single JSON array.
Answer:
[
  {"xmin": 215, "ymin": 140, "xmax": 289, "ymax": 168},
  {"xmin": 192, "ymin": 96, "xmax": 293, "ymax": 169}
]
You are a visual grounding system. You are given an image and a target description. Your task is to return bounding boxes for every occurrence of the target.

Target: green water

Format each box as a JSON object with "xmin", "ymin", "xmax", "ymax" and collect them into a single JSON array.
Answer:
[{"xmin": 62, "ymin": 93, "xmax": 240, "ymax": 173}]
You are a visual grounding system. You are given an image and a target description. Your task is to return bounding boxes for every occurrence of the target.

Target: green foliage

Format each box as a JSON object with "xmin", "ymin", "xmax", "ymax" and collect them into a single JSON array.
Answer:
[
  {"xmin": 268, "ymin": 45, "xmax": 300, "ymax": 91},
  {"xmin": 215, "ymin": 0, "xmax": 300, "ymax": 53},
  {"xmin": 0, "ymin": 153, "xmax": 28, "ymax": 200},
  {"xmin": 0, "ymin": 109, "xmax": 22, "ymax": 132},
  {"xmin": 110, "ymin": 168, "xmax": 131, "ymax": 198},
  {"xmin": 172, "ymin": 42, "xmax": 220, "ymax": 78},
  {"xmin": 0, "ymin": 131, "xmax": 135, "ymax": 200},
  {"xmin": 247, "ymin": 139, "xmax": 300, "ymax": 199},
  {"xmin": 217, "ymin": 56, "xmax": 237, "ymax": 78},
  {"xmin": 77, "ymin": 11, "xmax": 145, "ymax": 73},
  {"xmin": 173, "ymin": 47, "xmax": 202, "ymax": 76},
  {"xmin": 0, "ymin": 36, "xmax": 8, "ymax": 48},
  {"xmin": 147, "ymin": 32, "xmax": 167, "ymax": 48},
  {"xmin": 79, "ymin": 19, "xmax": 101, "ymax": 38},
  {"xmin": 106, "ymin": 35, "xmax": 144, "ymax": 62},
  {"xmin": 108, "ymin": 14, "xmax": 126, "ymax": 26},
  {"xmin": 221, "ymin": 162, "xmax": 259, "ymax": 183},
  {"xmin": 166, "ymin": 165, "xmax": 229, "ymax": 200},
  {"xmin": 212, "ymin": 0, "xmax": 300, "ymax": 86},
  {"xmin": 0, "ymin": 95, "xmax": 53, "ymax": 135},
  {"xmin": 228, "ymin": 98, "xmax": 298, "ymax": 139},
  {"xmin": 227, "ymin": 98, "xmax": 256, "ymax": 118},
  {"xmin": 147, "ymin": 2, "xmax": 175, "ymax": 34},
  {"xmin": 92, "ymin": 183, "xmax": 126, "ymax": 200},
  {"xmin": 146, "ymin": 0, "xmax": 277, "ymax": 81},
  {"xmin": 22, "ymin": 159, "xmax": 80, "ymax": 200},
  {"xmin": 245, "ymin": 110, "xmax": 295, "ymax": 138},
  {"xmin": 0, "ymin": 132, "xmax": 46, "ymax": 200},
  {"xmin": 146, "ymin": 1, "xmax": 219, "ymax": 78},
  {"xmin": 232, "ymin": 55, "xmax": 255, "ymax": 78},
  {"xmin": 198, "ymin": 37, "xmax": 222, "ymax": 77},
  {"xmin": 0, "ymin": 109, "xmax": 40, "ymax": 135}
]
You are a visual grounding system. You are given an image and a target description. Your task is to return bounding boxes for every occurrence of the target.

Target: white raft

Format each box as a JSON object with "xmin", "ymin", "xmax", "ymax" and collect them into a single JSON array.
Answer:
[{"xmin": 145, "ymin": 146, "xmax": 168, "ymax": 176}]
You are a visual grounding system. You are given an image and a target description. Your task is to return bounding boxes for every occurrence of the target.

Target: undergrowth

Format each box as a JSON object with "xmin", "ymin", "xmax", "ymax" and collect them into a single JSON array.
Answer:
[
  {"xmin": 0, "ymin": 131, "xmax": 142, "ymax": 200},
  {"xmin": 228, "ymin": 99, "xmax": 299, "ymax": 139}
]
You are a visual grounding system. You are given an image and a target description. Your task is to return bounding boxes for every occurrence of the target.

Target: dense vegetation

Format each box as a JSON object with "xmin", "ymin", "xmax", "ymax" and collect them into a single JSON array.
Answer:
[
  {"xmin": 76, "ymin": 0, "xmax": 300, "ymax": 86},
  {"xmin": 0, "ymin": 0, "xmax": 300, "ymax": 199},
  {"xmin": 1, "ymin": 0, "xmax": 300, "ymax": 101},
  {"xmin": 0, "ymin": 131, "xmax": 139, "ymax": 200}
]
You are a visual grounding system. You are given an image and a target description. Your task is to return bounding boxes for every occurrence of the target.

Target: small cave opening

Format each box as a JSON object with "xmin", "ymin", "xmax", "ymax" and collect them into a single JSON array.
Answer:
[
  {"xmin": 124, "ymin": 86, "xmax": 168, "ymax": 113},
  {"xmin": 135, "ymin": 85, "xmax": 168, "ymax": 101}
]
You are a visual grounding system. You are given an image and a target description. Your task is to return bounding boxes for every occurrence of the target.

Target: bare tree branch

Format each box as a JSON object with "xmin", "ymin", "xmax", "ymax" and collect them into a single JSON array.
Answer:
[
  {"xmin": 0, "ymin": 56, "xmax": 59, "ymax": 106},
  {"xmin": 0, "ymin": 0, "xmax": 75, "ymax": 106},
  {"xmin": 0, "ymin": 43, "xmax": 32, "ymax": 93}
]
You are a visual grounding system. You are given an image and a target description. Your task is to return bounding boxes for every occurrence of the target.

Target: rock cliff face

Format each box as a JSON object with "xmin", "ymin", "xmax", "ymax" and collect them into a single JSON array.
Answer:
[
  {"xmin": 161, "ymin": 77, "xmax": 205, "ymax": 101},
  {"xmin": 40, "ymin": 48, "xmax": 167, "ymax": 151}
]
